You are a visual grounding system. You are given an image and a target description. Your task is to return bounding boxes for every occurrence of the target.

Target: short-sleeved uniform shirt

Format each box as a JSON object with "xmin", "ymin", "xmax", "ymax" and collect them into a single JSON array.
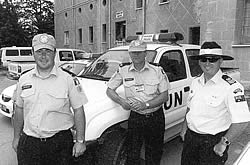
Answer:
[
  {"xmin": 15, "ymin": 66, "xmax": 88, "ymax": 138},
  {"xmin": 107, "ymin": 62, "xmax": 170, "ymax": 114},
  {"xmin": 186, "ymin": 70, "xmax": 250, "ymax": 135}
]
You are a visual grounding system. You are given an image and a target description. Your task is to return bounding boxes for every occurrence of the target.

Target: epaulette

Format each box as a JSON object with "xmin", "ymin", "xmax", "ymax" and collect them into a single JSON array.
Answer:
[
  {"xmin": 21, "ymin": 68, "xmax": 34, "ymax": 76},
  {"xmin": 61, "ymin": 67, "xmax": 76, "ymax": 77},
  {"xmin": 222, "ymin": 75, "xmax": 236, "ymax": 85},
  {"xmin": 119, "ymin": 62, "xmax": 132, "ymax": 67},
  {"xmin": 149, "ymin": 62, "xmax": 160, "ymax": 66}
]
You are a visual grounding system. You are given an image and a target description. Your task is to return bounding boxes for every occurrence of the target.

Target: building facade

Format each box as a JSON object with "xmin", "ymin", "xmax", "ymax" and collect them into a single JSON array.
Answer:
[{"xmin": 54, "ymin": 0, "xmax": 250, "ymax": 87}]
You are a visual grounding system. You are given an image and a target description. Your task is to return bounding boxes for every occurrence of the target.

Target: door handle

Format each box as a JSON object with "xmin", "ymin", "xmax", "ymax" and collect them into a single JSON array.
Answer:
[{"xmin": 184, "ymin": 86, "xmax": 190, "ymax": 92}]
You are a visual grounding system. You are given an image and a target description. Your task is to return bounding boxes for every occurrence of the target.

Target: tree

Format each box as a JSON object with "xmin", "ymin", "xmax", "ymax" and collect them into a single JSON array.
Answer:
[
  {"xmin": 0, "ymin": 0, "xmax": 28, "ymax": 47},
  {"xmin": 18, "ymin": 0, "xmax": 54, "ymax": 45},
  {"xmin": 0, "ymin": 0, "xmax": 54, "ymax": 47},
  {"xmin": 20, "ymin": 0, "xmax": 54, "ymax": 35}
]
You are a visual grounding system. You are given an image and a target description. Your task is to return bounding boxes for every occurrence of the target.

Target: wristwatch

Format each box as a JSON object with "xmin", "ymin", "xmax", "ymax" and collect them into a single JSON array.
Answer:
[
  {"xmin": 76, "ymin": 139, "xmax": 85, "ymax": 143},
  {"xmin": 145, "ymin": 102, "xmax": 150, "ymax": 108},
  {"xmin": 221, "ymin": 136, "xmax": 230, "ymax": 146}
]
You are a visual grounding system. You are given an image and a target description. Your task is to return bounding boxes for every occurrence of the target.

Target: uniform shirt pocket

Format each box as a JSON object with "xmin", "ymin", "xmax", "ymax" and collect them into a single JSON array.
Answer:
[
  {"xmin": 20, "ymin": 88, "xmax": 35, "ymax": 99},
  {"xmin": 205, "ymin": 95, "xmax": 224, "ymax": 107},
  {"xmin": 46, "ymin": 89, "xmax": 68, "ymax": 110},
  {"xmin": 143, "ymin": 79, "xmax": 159, "ymax": 95}
]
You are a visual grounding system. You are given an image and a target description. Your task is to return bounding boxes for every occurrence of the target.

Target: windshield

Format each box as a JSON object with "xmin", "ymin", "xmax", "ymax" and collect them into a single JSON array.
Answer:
[
  {"xmin": 80, "ymin": 49, "xmax": 157, "ymax": 80},
  {"xmin": 60, "ymin": 62, "xmax": 89, "ymax": 76}
]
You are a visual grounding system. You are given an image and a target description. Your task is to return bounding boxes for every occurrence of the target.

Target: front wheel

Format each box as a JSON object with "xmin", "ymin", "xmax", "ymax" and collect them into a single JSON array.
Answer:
[{"xmin": 96, "ymin": 129, "xmax": 128, "ymax": 165}]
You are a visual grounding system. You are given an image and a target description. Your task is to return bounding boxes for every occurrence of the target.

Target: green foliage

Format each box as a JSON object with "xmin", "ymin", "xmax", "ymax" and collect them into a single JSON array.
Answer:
[{"xmin": 0, "ymin": 0, "xmax": 54, "ymax": 47}]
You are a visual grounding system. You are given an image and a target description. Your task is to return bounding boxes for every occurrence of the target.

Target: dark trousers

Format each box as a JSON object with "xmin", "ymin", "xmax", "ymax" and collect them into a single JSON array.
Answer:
[
  {"xmin": 181, "ymin": 128, "xmax": 229, "ymax": 165},
  {"xmin": 17, "ymin": 129, "xmax": 74, "ymax": 165},
  {"xmin": 126, "ymin": 107, "xmax": 165, "ymax": 165}
]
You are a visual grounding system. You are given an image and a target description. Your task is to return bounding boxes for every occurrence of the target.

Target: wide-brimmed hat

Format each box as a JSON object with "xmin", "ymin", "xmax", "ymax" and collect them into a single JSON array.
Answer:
[
  {"xmin": 32, "ymin": 33, "xmax": 56, "ymax": 52},
  {"xmin": 190, "ymin": 41, "xmax": 234, "ymax": 60},
  {"xmin": 128, "ymin": 40, "xmax": 147, "ymax": 52}
]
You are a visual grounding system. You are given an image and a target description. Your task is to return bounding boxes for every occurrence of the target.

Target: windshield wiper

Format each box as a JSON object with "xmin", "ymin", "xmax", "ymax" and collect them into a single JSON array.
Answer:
[{"xmin": 79, "ymin": 73, "xmax": 109, "ymax": 81}]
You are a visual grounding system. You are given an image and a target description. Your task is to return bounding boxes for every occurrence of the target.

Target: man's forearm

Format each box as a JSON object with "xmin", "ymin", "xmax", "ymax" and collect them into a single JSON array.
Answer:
[
  {"xmin": 74, "ymin": 106, "xmax": 86, "ymax": 141},
  {"xmin": 106, "ymin": 87, "xmax": 124, "ymax": 105},
  {"xmin": 13, "ymin": 106, "xmax": 24, "ymax": 139},
  {"xmin": 146, "ymin": 90, "xmax": 169, "ymax": 109}
]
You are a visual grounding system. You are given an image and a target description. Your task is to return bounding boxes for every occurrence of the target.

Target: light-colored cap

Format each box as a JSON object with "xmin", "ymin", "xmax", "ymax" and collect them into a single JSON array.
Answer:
[
  {"xmin": 32, "ymin": 33, "xmax": 56, "ymax": 51},
  {"xmin": 128, "ymin": 40, "xmax": 147, "ymax": 52}
]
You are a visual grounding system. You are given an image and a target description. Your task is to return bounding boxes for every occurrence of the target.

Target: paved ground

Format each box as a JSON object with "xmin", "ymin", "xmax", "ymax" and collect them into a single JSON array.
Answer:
[{"xmin": 0, "ymin": 68, "xmax": 249, "ymax": 165}]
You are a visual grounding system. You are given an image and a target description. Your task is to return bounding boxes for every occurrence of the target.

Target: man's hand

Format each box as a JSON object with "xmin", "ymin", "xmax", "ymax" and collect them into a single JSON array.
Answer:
[
  {"xmin": 12, "ymin": 137, "xmax": 19, "ymax": 152},
  {"xmin": 121, "ymin": 99, "xmax": 132, "ymax": 110},
  {"xmin": 72, "ymin": 142, "xmax": 86, "ymax": 157},
  {"xmin": 128, "ymin": 98, "xmax": 146, "ymax": 112},
  {"xmin": 213, "ymin": 142, "xmax": 227, "ymax": 157}
]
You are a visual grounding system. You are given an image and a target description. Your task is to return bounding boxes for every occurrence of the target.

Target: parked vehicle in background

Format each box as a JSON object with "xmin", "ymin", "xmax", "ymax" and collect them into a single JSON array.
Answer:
[
  {"xmin": 0, "ymin": 46, "xmax": 33, "ymax": 68},
  {"xmin": 7, "ymin": 48, "xmax": 88, "ymax": 80},
  {"xmin": 0, "ymin": 32, "xmax": 241, "ymax": 164},
  {"xmin": 0, "ymin": 58, "xmax": 93, "ymax": 118},
  {"xmin": 233, "ymin": 142, "xmax": 250, "ymax": 165}
]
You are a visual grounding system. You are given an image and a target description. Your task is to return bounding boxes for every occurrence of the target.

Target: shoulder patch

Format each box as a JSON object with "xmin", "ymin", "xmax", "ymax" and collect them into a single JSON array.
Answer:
[
  {"xmin": 119, "ymin": 62, "xmax": 132, "ymax": 67},
  {"xmin": 233, "ymin": 88, "xmax": 243, "ymax": 94},
  {"xmin": 222, "ymin": 75, "xmax": 236, "ymax": 85}
]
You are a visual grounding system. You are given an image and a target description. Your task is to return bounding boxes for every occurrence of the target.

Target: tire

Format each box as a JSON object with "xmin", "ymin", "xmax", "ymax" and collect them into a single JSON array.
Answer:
[{"xmin": 96, "ymin": 129, "xmax": 128, "ymax": 165}]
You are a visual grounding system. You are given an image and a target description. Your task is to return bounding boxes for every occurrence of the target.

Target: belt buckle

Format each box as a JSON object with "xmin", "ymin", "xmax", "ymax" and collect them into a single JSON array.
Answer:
[
  {"xmin": 40, "ymin": 138, "xmax": 46, "ymax": 142},
  {"xmin": 145, "ymin": 113, "xmax": 153, "ymax": 118}
]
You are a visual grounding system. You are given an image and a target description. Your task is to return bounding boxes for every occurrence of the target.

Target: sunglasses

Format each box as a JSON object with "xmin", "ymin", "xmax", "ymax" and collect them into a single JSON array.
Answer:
[{"xmin": 199, "ymin": 57, "xmax": 221, "ymax": 63}]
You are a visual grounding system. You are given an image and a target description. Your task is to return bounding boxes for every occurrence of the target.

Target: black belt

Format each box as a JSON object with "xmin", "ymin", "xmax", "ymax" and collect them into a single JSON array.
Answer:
[
  {"xmin": 22, "ymin": 129, "xmax": 71, "ymax": 142},
  {"xmin": 138, "ymin": 107, "xmax": 163, "ymax": 118}
]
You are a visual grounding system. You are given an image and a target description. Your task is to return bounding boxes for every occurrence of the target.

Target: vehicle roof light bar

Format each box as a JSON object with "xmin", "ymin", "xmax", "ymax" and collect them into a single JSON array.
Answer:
[{"xmin": 126, "ymin": 32, "xmax": 184, "ymax": 44}]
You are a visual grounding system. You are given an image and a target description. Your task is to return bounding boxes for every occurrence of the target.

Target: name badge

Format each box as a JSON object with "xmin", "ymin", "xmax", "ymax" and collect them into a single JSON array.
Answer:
[{"xmin": 135, "ymin": 84, "xmax": 144, "ymax": 92}]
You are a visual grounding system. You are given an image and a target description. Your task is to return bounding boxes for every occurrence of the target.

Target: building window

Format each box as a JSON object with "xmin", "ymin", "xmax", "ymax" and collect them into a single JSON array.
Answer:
[
  {"xmin": 90, "ymin": 4, "xmax": 93, "ymax": 10},
  {"xmin": 65, "ymin": 12, "xmax": 67, "ymax": 17},
  {"xmin": 243, "ymin": 0, "xmax": 250, "ymax": 43},
  {"xmin": 159, "ymin": 0, "xmax": 169, "ymax": 4},
  {"xmin": 64, "ymin": 31, "xmax": 69, "ymax": 45},
  {"xmin": 89, "ymin": 26, "xmax": 94, "ymax": 43},
  {"xmin": 102, "ymin": 24, "xmax": 107, "ymax": 42},
  {"xmin": 78, "ymin": 28, "xmax": 82, "ymax": 44},
  {"xmin": 136, "ymin": 0, "xmax": 143, "ymax": 9},
  {"xmin": 78, "ymin": 8, "xmax": 82, "ymax": 13},
  {"xmin": 160, "ymin": 29, "xmax": 168, "ymax": 33},
  {"xmin": 103, "ymin": 0, "xmax": 106, "ymax": 6}
]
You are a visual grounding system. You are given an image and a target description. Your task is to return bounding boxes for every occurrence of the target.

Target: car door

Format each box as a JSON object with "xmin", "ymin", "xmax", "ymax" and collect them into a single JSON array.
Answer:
[{"xmin": 155, "ymin": 47, "xmax": 192, "ymax": 140}]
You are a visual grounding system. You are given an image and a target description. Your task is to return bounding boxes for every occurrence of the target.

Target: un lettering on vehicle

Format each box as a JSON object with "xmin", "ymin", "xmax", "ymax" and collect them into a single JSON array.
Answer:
[{"xmin": 163, "ymin": 90, "xmax": 183, "ymax": 111}]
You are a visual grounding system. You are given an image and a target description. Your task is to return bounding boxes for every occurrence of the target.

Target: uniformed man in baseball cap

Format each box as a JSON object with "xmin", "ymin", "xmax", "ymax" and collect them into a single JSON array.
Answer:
[
  {"xmin": 12, "ymin": 33, "xmax": 88, "ymax": 164},
  {"xmin": 106, "ymin": 40, "xmax": 170, "ymax": 165}
]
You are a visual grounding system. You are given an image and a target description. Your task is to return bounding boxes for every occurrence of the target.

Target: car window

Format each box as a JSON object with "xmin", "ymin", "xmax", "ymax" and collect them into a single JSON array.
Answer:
[
  {"xmin": 20, "ymin": 49, "xmax": 32, "ymax": 56},
  {"xmin": 159, "ymin": 50, "xmax": 187, "ymax": 82},
  {"xmin": 59, "ymin": 51, "xmax": 74, "ymax": 61},
  {"xmin": 73, "ymin": 50, "xmax": 87, "ymax": 60},
  {"xmin": 186, "ymin": 49, "xmax": 202, "ymax": 77},
  {"xmin": 81, "ymin": 50, "xmax": 156, "ymax": 80},
  {"xmin": 6, "ymin": 50, "xmax": 18, "ymax": 56}
]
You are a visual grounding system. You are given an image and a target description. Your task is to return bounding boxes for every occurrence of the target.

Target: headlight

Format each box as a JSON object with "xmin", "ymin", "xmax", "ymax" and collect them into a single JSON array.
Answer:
[{"xmin": 1, "ymin": 94, "xmax": 11, "ymax": 102}]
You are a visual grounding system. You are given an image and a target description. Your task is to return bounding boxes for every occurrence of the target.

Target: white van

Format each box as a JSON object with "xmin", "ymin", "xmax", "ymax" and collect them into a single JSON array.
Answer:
[{"xmin": 0, "ymin": 46, "xmax": 34, "ymax": 67}]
